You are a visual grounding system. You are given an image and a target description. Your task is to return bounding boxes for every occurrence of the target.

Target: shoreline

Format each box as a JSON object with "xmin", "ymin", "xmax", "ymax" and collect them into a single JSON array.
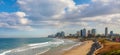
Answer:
[
  {"xmin": 39, "ymin": 38, "xmax": 81, "ymax": 55},
  {"xmin": 38, "ymin": 38, "xmax": 100, "ymax": 55}
]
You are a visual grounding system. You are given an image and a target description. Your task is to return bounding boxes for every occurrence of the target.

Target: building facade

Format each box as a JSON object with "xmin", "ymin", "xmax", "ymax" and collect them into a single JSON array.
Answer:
[
  {"xmin": 105, "ymin": 27, "xmax": 108, "ymax": 36},
  {"xmin": 91, "ymin": 29, "xmax": 96, "ymax": 37},
  {"xmin": 82, "ymin": 28, "xmax": 86, "ymax": 37}
]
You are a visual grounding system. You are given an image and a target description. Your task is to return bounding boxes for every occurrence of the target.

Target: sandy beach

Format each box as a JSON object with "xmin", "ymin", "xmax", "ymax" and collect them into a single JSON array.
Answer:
[{"xmin": 62, "ymin": 40, "xmax": 94, "ymax": 55}]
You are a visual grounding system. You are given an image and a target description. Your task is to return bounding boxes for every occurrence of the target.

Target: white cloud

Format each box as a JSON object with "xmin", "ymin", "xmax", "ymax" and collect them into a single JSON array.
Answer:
[
  {"xmin": 16, "ymin": 0, "xmax": 120, "ymax": 29},
  {"xmin": 8, "ymin": 26, "xmax": 34, "ymax": 31},
  {"xmin": 0, "ymin": 12, "xmax": 32, "ymax": 30},
  {"xmin": 18, "ymin": 0, "xmax": 76, "ymax": 17},
  {"xmin": 19, "ymin": 18, "xmax": 29, "ymax": 24},
  {"xmin": 15, "ymin": 12, "xmax": 26, "ymax": 17},
  {"xmin": 81, "ymin": 13, "xmax": 120, "ymax": 28},
  {"xmin": 0, "ymin": 0, "xmax": 120, "ymax": 31}
]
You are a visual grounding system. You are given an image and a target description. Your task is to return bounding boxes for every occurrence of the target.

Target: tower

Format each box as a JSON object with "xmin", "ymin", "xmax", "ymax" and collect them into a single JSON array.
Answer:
[
  {"xmin": 110, "ymin": 31, "xmax": 113, "ymax": 37},
  {"xmin": 105, "ymin": 27, "xmax": 108, "ymax": 37},
  {"xmin": 80, "ymin": 30, "xmax": 83, "ymax": 37},
  {"xmin": 61, "ymin": 31, "xmax": 65, "ymax": 38},
  {"xmin": 91, "ymin": 29, "xmax": 96, "ymax": 37},
  {"xmin": 77, "ymin": 31, "xmax": 80, "ymax": 37},
  {"xmin": 83, "ymin": 28, "xmax": 86, "ymax": 37}
]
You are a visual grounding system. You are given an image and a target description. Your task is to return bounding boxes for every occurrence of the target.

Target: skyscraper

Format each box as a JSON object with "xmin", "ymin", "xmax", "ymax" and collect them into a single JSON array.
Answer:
[
  {"xmin": 55, "ymin": 32, "xmax": 61, "ymax": 37},
  {"xmin": 80, "ymin": 30, "xmax": 83, "ymax": 37},
  {"xmin": 110, "ymin": 31, "xmax": 113, "ymax": 37},
  {"xmin": 55, "ymin": 31, "xmax": 65, "ymax": 38},
  {"xmin": 88, "ymin": 30, "xmax": 91, "ymax": 35},
  {"xmin": 87, "ymin": 30, "xmax": 91, "ymax": 37},
  {"xmin": 105, "ymin": 27, "xmax": 108, "ymax": 37},
  {"xmin": 61, "ymin": 31, "xmax": 65, "ymax": 38},
  {"xmin": 82, "ymin": 28, "xmax": 86, "ymax": 37},
  {"xmin": 76, "ymin": 31, "xmax": 80, "ymax": 37},
  {"xmin": 91, "ymin": 29, "xmax": 96, "ymax": 37}
]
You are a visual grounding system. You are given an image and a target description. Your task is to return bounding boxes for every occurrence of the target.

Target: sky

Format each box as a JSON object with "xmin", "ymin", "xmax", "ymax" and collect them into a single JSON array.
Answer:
[{"xmin": 0, "ymin": 0, "xmax": 120, "ymax": 37}]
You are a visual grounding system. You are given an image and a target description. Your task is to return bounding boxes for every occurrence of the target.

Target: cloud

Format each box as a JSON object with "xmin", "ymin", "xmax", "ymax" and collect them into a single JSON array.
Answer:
[
  {"xmin": 17, "ymin": 0, "xmax": 89, "ymax": 28},
  {"xmin": 16, "ymin": 0, "xmax": 120, "ymax": 29},
  {"xmin": 0, "ymin": 0, "xmax": 120, "ymax": 31},
  {"xmin": 0, "ymin": 12, "xmax": 33, "ymax": 31},
  {"xmin": 16, "ymin": 12, "xmax": 26, "ymax": 17},
  {"xmin": 81, "ymin": 13, "xmax": 120, "ymax": 25},
  {"xmin": 18, "ymin": 0, "xmax": 75, "ymax": 18},
  {"xmin": 80, "ymin": 0, "xmax": 120, "ymax": 17}
]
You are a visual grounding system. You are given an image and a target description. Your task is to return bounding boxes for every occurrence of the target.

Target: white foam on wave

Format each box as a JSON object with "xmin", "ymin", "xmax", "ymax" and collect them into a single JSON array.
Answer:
[
  {"xmin": 28, "ymin": 42, "xmax": 50, "ymax": 49},
  {"xmin": 0, "ymin": 50, "xmax": 12, "ymax": 55},
  {"xmin": 0, "ymin": 38, "xmax": 65, "ymax": 55},
  {"xmin": 28, "ymin": 42, "xmax": 49, "ymax": 46},
  {"xmin": 50, "ymin": 39, "xmax": 64, "ymax": 46},
  {"xmin": 62, "ymin": 42, "xmax": 83, "ymax": 51},
  {"xmin": 35, "ymin": 48, "xmax": 50, "ymax": 55}
]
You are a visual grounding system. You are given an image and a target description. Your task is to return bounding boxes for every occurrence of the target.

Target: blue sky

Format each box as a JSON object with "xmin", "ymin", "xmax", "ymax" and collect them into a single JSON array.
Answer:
[
  {"xmin": 74, "ymin": 0, "xmax": 91, "ymax": 5},
  {"xmin": 0, "ymin": 0, "xmax": 120, "ymax": 37},
  {"xmin": 0, "ymin": 0, "xmax": 19, "ymax": 12},
  {"xmin": 0, "ymin": 0, "xmax": 91, "ymax": 12}
]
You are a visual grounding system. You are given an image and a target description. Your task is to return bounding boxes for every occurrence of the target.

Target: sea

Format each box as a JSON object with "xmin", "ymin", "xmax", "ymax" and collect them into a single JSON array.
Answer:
[{"xmin": 0, "ymin": 37, "xmax": 82, "ymax": 55}]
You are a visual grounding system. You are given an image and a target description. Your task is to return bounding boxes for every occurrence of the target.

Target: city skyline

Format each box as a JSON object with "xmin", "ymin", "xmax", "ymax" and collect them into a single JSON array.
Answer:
[
  {"xmin": 49, "ymin": 27, "xmax": 120, "ymax": 38},
  {"xmin": 0, "ymin": 0, "xmax": 120, "ymax": 37}
]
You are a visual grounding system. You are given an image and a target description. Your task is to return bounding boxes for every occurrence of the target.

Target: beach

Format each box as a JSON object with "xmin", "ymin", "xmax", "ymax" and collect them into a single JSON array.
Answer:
[
  {"xmin": 62, "ymin": 40, "xmax": 94, "ymax": 55},
  {"xmin": 0, "ymin": 38, "xmax": 70, "ymax": 55},
  {"xmin": 0, "ymin": 38, "xmax": 97, "ymax": 55}
]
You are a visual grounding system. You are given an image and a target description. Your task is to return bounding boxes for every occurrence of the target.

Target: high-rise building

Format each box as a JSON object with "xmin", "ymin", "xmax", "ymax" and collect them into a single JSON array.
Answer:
[
  {"xmin": 91, "ymin": 29, "xmax": 96, "ymax": 37},
  {"xmin": 61, "ymin": 31, "xmax": 65, "ymax": 38},
  {"xmin": 88, "ymin": 30, "xmax": 91, "ymax": 34},
  {"xmin": 55, "ymin": 31, "xmax": 65, "ymax": 38},
  {"xmin": 110, "ymin": 31, "xmax": 113, "ymax": 36},
  {"xmin": 55, "ymin": 32, "xmax": 61, "ymax": 37},
  {"xmin": 105, "ymin": 27, "xmax": 108, "ymax": 36},
  {"xmin": 80, "ymin": 30, "xmax": 83, "ymax": 37},
  {"xmin": 82, "ymin": 28, "xmax": 86, "ymax": 37},
  {"xmin": 76, "ymin": 31, "xmax": 80, "ymax": 37},
  {"xmin": 87, "ymin": 30, "xmax": 91, "ymax": 37}
]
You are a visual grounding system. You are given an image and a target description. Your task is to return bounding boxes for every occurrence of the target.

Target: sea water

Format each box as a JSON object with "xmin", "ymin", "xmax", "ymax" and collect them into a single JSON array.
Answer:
[{"xmin": 0, "ymin": 38, "xmax": 81, "ymax": 55}]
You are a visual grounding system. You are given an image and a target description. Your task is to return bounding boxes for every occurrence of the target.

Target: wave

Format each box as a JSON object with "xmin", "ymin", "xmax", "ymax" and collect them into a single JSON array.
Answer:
[
  {"xmin": 0, "ymin": 38, "xmax": 65, "ymax": 55},
  {"xmin": 35, "ymin": 48, "xmax": 50, "ymax": 55},
  {"xmin": 0, "ymin": 50, "xmax": 12, "ymax": 55},
  {"xmin": 62, "ymin": 42, "xmax": 83, "ymax": 51}
]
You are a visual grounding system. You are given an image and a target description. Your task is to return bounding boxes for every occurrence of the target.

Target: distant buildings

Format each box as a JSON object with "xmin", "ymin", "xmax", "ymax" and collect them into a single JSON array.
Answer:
[
  {"xmin": 48, "ymin": 35, "xmax": 55, "ymax": 38},
  {"xmin": 82, "ymin": 28, "xmax": 87, "ymax": 37},
  {"xmin": 88, "ymin": 30, "xmax": 92, "ymax": 38},
  {"xmin": 91, "ymin": 29, "xmax": 96, "ymax": 37},
  {"xmin": 55, "ymin": 31, "xmax": 65, "ymax": 38},
  {"xmin": 61, "ymin": 31, "xmax": 65, "ymax": 38},
  {"xmin": 105, "ymin": 27, "xmax": 108, "ymax": 37},
  {"xmin": 48, "ymin": 27, "xmax": 120, "ymax": 39},
  {"xmin": 88, "ymin": 30, "xmax": 91, "ymax": 35},
  {"xmin": 110, "ymin": 31, "xmax": 113, "ymax": 37},
  {"xmin": 55, "ymin": 32, "xmax": 61, "ymax": 37},
  {"xmin": 80, "ymin": 30, "xmax": 83, "ymax": 37},
  {"xmin": 48, "ymin": 31, "xmax": 65, "ymax": 38},
  {"xmin": 76, "ymin": 31, "xmax": 80, "ymax": 37}
]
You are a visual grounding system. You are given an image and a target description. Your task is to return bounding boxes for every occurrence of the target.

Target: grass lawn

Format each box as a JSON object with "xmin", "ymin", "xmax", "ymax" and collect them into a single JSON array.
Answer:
[{"xmin": 103, "ymin": 50, "xmax": 120, "ymax": 55}]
